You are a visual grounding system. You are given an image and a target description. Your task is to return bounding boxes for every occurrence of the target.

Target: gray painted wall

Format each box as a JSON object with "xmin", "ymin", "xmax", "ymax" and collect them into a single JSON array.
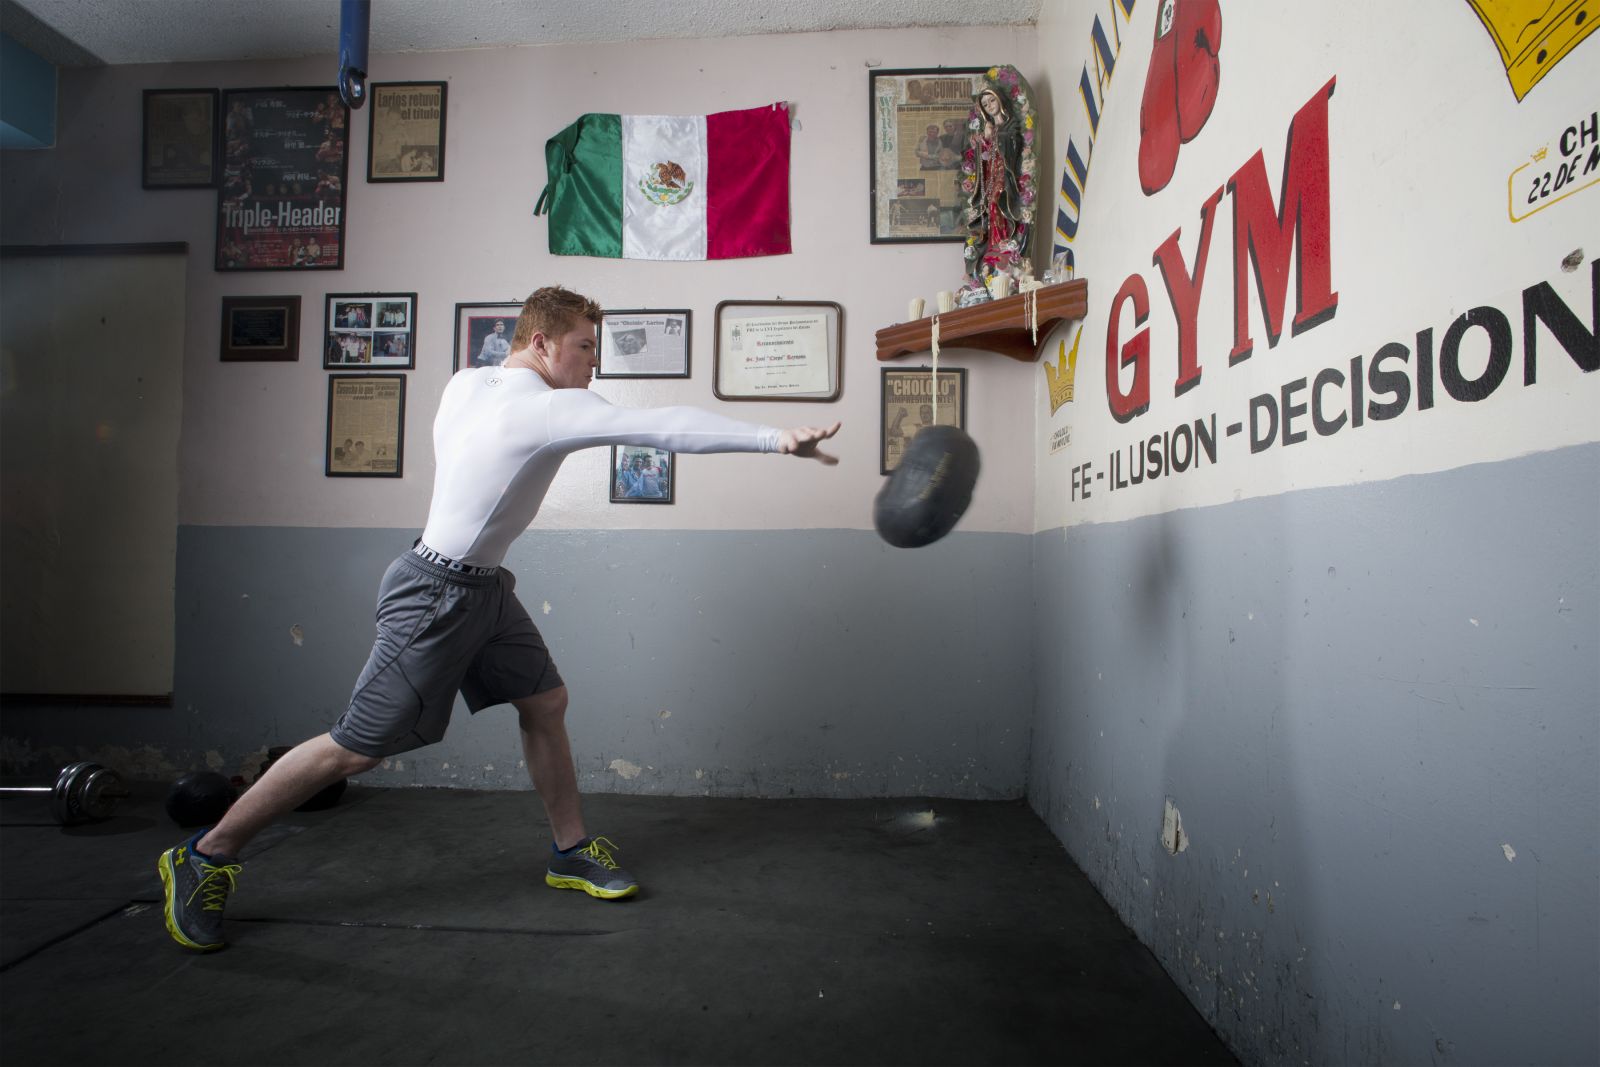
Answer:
[
  {"xmin": 2, "ymin": 528, "xmax": 1033, "ymax": 801},
  {"xmin": 1028, "ymin": 443, "xmax": 1599, "ymax": 1066}
]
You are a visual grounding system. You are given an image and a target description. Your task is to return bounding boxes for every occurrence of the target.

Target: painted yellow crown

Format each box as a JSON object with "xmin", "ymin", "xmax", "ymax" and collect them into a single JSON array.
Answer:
[{"xmin": 1044, "ymin": 328, "xmax": 1080, "ymax": 414}]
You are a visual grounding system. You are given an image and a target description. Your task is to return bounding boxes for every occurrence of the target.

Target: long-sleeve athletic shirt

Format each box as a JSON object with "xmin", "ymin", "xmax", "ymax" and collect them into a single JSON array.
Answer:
[{"xmin": 420, "ymin": 367, "xmax": 780, "ymax": 566}]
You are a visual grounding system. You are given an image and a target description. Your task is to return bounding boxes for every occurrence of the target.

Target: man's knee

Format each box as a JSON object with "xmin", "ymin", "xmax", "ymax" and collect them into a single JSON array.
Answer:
[{"xmin": 515, "ymin": 685, "xmax": 569, "ymax": 730}]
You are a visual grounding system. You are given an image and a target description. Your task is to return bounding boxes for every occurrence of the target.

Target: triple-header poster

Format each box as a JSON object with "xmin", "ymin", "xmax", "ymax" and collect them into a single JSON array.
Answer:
[{"xmin": 217, "ymin": 87, "xmax": 350, "ymax": 271}]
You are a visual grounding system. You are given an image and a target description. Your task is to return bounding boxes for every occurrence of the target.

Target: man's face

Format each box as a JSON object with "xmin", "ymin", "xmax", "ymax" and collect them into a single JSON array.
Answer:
[
  {"xmin": 542, "ymin": 320, "xmax": 599, "ymax": 389},
  {"xmin": 494, "ymin": 322, "xmax": 505, "ymax": 336}
]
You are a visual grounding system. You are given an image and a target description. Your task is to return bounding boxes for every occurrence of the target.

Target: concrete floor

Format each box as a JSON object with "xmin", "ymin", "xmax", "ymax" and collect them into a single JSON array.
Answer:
[{"xmin": 0, "ymin": 784, "xmax": 1234, "ymax": 1066}]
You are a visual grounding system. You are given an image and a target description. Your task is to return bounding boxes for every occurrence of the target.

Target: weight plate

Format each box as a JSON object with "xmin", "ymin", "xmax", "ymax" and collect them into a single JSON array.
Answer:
[
  {"xmin": 80, "ymin": 767, "xmax": 126, "ymax": 819},
  {"xmin": 51, "ymin": 762, "xmax": 93, "ymax": 825}
]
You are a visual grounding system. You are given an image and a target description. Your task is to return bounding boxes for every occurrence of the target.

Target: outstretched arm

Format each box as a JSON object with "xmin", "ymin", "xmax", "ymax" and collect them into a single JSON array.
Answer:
[{"xmin": 777, "ymin": 422, "xmax": 843, "ymax": 465}]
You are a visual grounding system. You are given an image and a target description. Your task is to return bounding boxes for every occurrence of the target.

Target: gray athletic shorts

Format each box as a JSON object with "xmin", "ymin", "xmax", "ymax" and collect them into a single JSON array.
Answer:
[{"xmin": 330, "ymin": 547, "xmax": 564, "ymax": 758}]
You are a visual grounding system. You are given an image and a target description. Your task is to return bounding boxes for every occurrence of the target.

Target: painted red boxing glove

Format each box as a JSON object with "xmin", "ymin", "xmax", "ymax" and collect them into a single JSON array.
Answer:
[
  {"xmin": 1138, "ymin": 0, "xmax": 1182, "ymax": 195},
  {"xmin": 1174, "ymin": 0, "xmax": 1222, "ymax": 142}
]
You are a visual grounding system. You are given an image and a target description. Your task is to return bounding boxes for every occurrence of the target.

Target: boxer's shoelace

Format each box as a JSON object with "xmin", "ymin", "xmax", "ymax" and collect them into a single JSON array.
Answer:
[
  {"xmin": 580, "ymin": 836, "xmax": 622, "ymax": 870},
  {"xmin": 189, "ymin": 859, "xmax": 243, "ymax": 911}
]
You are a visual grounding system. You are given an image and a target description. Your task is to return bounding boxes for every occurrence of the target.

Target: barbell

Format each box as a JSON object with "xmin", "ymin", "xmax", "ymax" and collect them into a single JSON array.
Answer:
[{"xmin": 0, "ymin": 762, "xmax": 129, "ymax": 825}]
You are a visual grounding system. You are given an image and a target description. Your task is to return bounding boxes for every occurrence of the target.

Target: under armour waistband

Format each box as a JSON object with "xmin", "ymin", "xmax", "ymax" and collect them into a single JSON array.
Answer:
[{"xmin": 411, "ymin": 542, "xmax": 497, "ymax": 577}]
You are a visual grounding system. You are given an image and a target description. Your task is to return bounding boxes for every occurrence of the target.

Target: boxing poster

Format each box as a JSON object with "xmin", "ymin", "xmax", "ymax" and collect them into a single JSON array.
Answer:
[{"xmin": 216, "ymin": 87, "xmax": 349, "ymax": 271}]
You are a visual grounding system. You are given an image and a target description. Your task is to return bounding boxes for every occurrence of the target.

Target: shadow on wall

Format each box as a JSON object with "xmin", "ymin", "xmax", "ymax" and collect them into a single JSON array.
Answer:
[{"xmin": 1144, "ymin": 507, "xmax": 1326, "ymax": 1064}]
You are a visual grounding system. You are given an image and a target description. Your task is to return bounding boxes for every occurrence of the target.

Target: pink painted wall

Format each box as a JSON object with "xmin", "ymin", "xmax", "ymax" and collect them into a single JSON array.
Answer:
[{"xmin": 1, "ymin": 25, "xmax": 1041, "ymax": 534}]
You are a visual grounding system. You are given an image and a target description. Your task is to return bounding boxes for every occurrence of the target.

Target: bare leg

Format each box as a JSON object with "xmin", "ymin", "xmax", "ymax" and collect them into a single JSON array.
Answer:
[
  {"xmin": 513, "ymin": 686, "xmax": 587, "ymax": 850},
  {"xmin": 197, "ymin": 733, "xmax": 380, "ymax": 857}
]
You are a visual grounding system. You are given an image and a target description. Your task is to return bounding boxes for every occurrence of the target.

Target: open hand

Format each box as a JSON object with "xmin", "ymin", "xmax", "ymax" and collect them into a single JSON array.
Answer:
[{"xmin": 778, "ymin": 422, "xmax": 843, "ymax": 465}]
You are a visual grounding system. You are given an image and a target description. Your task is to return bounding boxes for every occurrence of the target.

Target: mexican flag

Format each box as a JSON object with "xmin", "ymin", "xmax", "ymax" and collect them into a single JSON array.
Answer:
[{"xmin": 534, "ymin": 102, "xmax": 792, "ymax": 261}]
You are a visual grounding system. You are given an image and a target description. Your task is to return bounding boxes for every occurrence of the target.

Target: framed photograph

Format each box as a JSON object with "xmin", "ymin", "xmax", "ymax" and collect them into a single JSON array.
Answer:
[
  {"xmin": 609, "ymin": 446, "xmax": 675, "ymax": 504},
  {"xmin": 713, "ymin": 301, "xmax": 842, "ymax": 402},
  {"xmin": 367, "ymin": 81, "xmax": 447, "ymax": 182},
  {"xmin": 326, "ymin": 375, "xmax": 405, "ymax": 477},
  {"xmin": 869, "ymin": 67, "xmax": 989, "ymax": 243},
  {"xmin": 220, "ymin": 295, "xmax": 300, "ymax": 362},
  {"xmin": 217, "ymin": 87, "xmax": 350, "ymax": 271},
  {"xmin": 597, "ymin": 309, "xmax": 691, "ymax": 378},
  {"xmin": 881, "ymin": 367, "xmax": 967, "ymax": 473},
  {"xmin": 143, "ymin": 88, "xmax": 219, "ymax": 189},
  {"xmin": 323, "ymin": 292, "xmax": 416, "ymax": 369},
  {"xmin": 453, "ymin": 301, "xmax": 522, "ymax": 370}
]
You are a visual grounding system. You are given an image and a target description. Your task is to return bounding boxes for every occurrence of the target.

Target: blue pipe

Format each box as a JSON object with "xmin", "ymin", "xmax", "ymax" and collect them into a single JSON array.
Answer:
[{"xmin": 338, "ymin": 0, "xmax": 371, "ymax": 109}]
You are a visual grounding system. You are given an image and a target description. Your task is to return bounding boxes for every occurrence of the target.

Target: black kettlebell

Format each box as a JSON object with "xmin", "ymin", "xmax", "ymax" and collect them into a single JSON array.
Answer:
[{"xmin": 165, "ymin": 771, "xmax": 238, "ymax": 828}]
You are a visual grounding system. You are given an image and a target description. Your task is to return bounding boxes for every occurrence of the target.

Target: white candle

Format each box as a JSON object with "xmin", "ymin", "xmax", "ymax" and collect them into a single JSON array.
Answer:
[{"xmin": 907, "ymin": 297, "xmax": 925, "ymax": 321}]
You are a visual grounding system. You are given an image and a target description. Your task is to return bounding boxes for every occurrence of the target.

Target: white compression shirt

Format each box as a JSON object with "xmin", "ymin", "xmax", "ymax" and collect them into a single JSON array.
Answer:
[{"xmin": 419, "ymin": 367, "xmax": 781, "ymax": 566}]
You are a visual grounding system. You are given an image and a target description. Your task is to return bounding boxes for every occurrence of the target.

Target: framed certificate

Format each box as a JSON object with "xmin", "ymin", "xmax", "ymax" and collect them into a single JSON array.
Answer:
[
  {"xmin": 712, "ymin": 300, "xmax": 842, "ymax": 402},
  {"xmin": 219, "ymin": 295, "xmax": 300, "ymax": 362}
]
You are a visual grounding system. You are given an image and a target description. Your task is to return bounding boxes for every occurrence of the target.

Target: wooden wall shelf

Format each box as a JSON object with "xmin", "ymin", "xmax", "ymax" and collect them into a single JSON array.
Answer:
[{"xmin": 874, "ymin": 279, "xmax": 1088, "ymax": 363}]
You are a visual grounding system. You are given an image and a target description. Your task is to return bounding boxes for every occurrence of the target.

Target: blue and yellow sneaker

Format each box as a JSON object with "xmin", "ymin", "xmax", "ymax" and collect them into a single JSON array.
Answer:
[
  {"xmin": 545, "ymin": 836, "xmax": 639, "ymax": 900},
  {"xmin": 157, "ymin": 833, "xmax": 242, "ymax": 950}
]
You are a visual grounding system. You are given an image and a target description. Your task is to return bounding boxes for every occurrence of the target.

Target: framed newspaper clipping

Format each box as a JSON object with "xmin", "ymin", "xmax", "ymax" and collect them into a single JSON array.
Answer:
[
  {"xmin": 367, "ymin": 82, "xmax": 447, "ymax": 182},
  {"xmin": 326, "ymin": 374, "xmax": 405, "ymax": 478},
  {"xmin": 869, "ymin": 67, "xmax": 987, "ymax": 243},
  {"xmin": 217, "ymin": 87, "xmax": 349, "ymax": 271},
  {"xmin": 880, "ymin": 367, "xmax": 966, "ymax": 473},
  {"xmin": 597, "ymin": 309, "xmax": 691, "ymax": 379}
]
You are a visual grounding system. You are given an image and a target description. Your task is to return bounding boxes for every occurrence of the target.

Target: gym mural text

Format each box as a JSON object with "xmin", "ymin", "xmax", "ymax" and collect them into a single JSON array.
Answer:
[{"xmin": 1068, "ymin": 72, "xmax": 1597, "ymax": 501}]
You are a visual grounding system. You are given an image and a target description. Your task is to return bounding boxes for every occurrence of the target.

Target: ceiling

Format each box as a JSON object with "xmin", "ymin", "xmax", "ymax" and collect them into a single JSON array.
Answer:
[{"xmin": 2, "ymin": 0, "xmax": 1041, "ymax": 67}]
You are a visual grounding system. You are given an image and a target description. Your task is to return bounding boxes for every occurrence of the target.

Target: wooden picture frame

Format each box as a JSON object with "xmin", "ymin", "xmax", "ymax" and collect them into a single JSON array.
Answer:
[
  {"xmin": 367, "ymin": 81, "xmax": 447, "ymax": 182},
  {"xmin": 609, "ymin": 445, "xmax": 675, "ymax": 504},
  {"xmin": 868, "ymin": 67, "xmax": 988, "ymax": 243},
  {"xmin": 326, "ymin": 374, "xmax": 405, "ymax": 478},
  {"xmin": 597, "ymin": 309, "xmax": 691, "ymax": 379},
  {"xmin": 713, "ymin": 300, "xmax": 842, "ymax": 402},
  {"xmin": 323, "ymin": 292, "xmax": 417, "ymax": 369},
  {"xmin": 452, "ymin": 301, "xmax": 522, "ymax": 370},
  {"xmin": 142, "ymin": 88, "xmax": 219, "ymax": 189},
  {"xmin": 217, "ymin": 87, "xmax": 350, "ymax": 271},
  {"xmin": 220, "ymin": 295, "xmax": 300, "ymax": 362},
  {"xmin": 880, "ymin": 366, "xmax": 967, "ymax": 473}
]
